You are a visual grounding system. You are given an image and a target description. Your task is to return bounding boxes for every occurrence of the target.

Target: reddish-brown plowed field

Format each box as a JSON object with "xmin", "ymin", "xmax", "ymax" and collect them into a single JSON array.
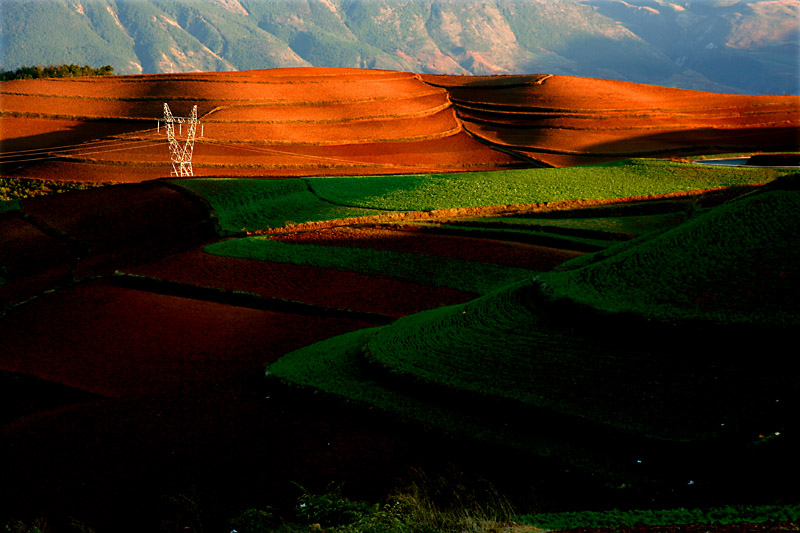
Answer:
[
  {"xmin": 3, "ymin": 130, "xmax": 522, "ymax": 181},
  {"xmin": 0, "ymin": 279, "xmax": 376, "ymax": 398},
  {"xmin": 0, "ymin": 94, "xmax": 162, "ymax": 119},
  {"xmin": 0, "ymin": 213, "xmax": 78, "ymax": 307},
  {"xmin": 0, "ymin": 72, "xmax": 424, "ymax": 103},
  {"xmin": 421, "ymin": 73, "xmax": 552, "ymax": 87},
  {"xmin": 200, "ymin": 107, "xmax": 460, "ymax": 144},
  {"xmin": 0, "ymin": 213, "xmax": 76, "ymax": 280},
  {"xmin": 0, "ymin": 116, "xmax": 147, "ymax": 151},
  {"xmin": 19, "ymin": 182, "xmax": 216, "ymax": 275},
  {"xmin": 1, "ymin": 67, "xmax": 523, "ymax": 180},
  {"xmin": 31, "ymin": 130, "xmax": 520, "ymax": 178},
  {"xmin": 122, "ymin": 248, "xmax": 476, "ymax": 318},
  {"xmin": 272, "ymin": 226, "xmax": 582, "ymax": 271},
  {"xmin": 428, "ymin": 73, "xmax": 800, "ymax": 165},
  {"xmin": 204, "ymin": 91, "xmax": 448, "ymax": 122},
  {"xmin": 4, "ymin": 160, "xmax": 167, "ymax": 182}
]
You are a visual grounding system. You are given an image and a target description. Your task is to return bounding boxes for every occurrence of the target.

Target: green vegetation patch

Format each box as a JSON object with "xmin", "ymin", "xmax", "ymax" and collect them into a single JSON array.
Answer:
[
  {"xmin": 267, "ymin": 328, "xmax": 636, "ymax": 480},
  {"xmin": 0, "ymin": 63, "xmax": 114, "ymax": 80},
  {"xmin": 540, "ymin": 182, "xmax": 800, "ymax": 326},
  {"xmin": 518, "ymin": 503, "xmax": 800, "ymax": 530},
  {"xmin": 458, "ymin": 210, "xmax": 691, "ymax": 238},
  {"xmin": 173, "ymin": 178, "xmax": 382, "ymax": 232},
  {"xmin": 0, "ymin": 177, "xmax": 111, "ymax": 202},
  {"xmin": 308, "ymin": 159, "xmax": 784, "ymax": 211},
  {"xmin": 363, "ymin": 181, "xmax": 800, "ymax": 440},
  {"xmin": 0, "ymin": 199, "xmax": 21, "ymax": 214},
  {"xmin": 272, "ymin": 178, "xmax": 799, "ymax": 451},
  {"xmin": 206, "ymin": 237, "xmax": 533, "ymax": 294},
  {"xmin": 363, "ymin": 277, "xmax": 794, "ymax": 441},
  {"xmin": 176, "ymin": 161, "xmax": 785, "ymax": 233}
]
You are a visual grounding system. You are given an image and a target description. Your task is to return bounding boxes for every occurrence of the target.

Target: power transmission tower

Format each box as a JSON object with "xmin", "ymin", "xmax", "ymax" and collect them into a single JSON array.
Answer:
[{"xmin": 159, "ymin": 103, "xmax": 202, "ymax": 177}]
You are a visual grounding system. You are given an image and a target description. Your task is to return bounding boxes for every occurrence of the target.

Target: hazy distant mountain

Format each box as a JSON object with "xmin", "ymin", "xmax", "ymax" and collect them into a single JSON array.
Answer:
[{"xmin": 1, "ymin": 0, "xmax": 797, "ymax": 94}]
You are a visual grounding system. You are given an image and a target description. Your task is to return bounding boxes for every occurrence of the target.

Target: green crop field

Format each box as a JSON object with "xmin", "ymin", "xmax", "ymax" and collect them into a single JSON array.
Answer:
[
  {"xmin": 268, "ymin": 175, "xmax": 799, "ymax": 483},
  {"xmin": 206, "ymin": 237, "xmax": 535, "ymax": 294},
  {"xmin": 539, "ymin": 181, "xmax": 800, "ymax": 326},
  {"xmin": 173, "ymin": 178, "xmax": 382, "ymax": 232},
  {"xmin": 307, "ymin": 159, "xmax": 783, "ymax": 211},
  {"xmin": 174, "ymin": 159, "xmax": 784, "ymax": 232},
  {"xmin": 452, "ymin": 210, "xmax": 693, "ymax": 238}
]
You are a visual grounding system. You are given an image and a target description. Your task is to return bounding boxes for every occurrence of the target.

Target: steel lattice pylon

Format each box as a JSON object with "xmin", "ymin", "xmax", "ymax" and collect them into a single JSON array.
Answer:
[{"xmin": 161, "ymin": 103, "xmax": 198, "ymax": 177}]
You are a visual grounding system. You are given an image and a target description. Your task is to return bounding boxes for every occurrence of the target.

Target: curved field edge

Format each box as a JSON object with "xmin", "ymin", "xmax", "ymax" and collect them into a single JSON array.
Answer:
[
  {"xmin": 267, "ymin": 180, "xmax": 799, "ymax": 456},
  {"xmin": 517, "ymin": 503, "xmax": 800, "ymax": 530},
  {"xmin": 172, "ymin": 159, "xmax": 787, "ymax": 233},
  {"xmin": 539, "ymin": 179, "xmax": 800, "ymax": 326},
  {"xmin": 359, "ymin": 182, "xmax": 799, "ymax": 441},
  {"xmin": 362, "ymin": 277, "xmax": 797, "ymax": 443},
  {"xmin": 265, "ymin": 328, "xmax": 658, "ymax": 483},
  {"xmin": 305, "ymin": 159, "xmax": 786, "ymax": 211},
  {"xmin": 204, "ymin": 237, "xmax": 534, "ymax": 294}
]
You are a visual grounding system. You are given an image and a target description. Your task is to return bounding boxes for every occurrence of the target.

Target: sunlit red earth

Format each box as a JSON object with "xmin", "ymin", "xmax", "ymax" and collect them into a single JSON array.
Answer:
[{"xmin": 1, "ymin": 67, "xmax": 798, "ymax": 530}]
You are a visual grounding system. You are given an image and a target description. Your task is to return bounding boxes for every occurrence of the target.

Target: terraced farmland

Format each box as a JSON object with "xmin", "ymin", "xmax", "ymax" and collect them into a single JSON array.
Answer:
[
  {"xmin": 0, "ymin": 68, "xmax": 523, "ymax": 182},
  {"xmin": 423, "ymin": 74, "xmax": 800, "ymax": 167},
  {"xmin": 1, "ymin": 67, "xmax": 798, "ymax": 532}
]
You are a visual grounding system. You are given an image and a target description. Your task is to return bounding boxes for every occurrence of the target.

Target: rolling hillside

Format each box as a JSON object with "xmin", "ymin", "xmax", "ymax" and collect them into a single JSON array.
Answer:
[
  {"xmin": 1, "ymin": 0, "xmax": 798, "ymax": 95},
  {"xmin": 2, "ymin": 68, "xmax": 798, "ymax": 181},
  {"xmin": 1, "ymin": 66, "xmax": 798, "ymax": 531}
]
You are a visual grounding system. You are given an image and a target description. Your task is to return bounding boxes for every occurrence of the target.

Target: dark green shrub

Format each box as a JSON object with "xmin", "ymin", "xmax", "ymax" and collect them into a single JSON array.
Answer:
[
  {"xmin": 295, "ymin": 484, "xmax": 375, "ymax": 529},
  {"xmin": 228, "ymin": 508, "xmax": 275, "ymax": 533}
]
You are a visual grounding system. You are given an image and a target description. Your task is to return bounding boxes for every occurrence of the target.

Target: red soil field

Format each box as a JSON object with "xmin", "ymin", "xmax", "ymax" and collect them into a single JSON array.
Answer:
[
  {"xmin": 271, "ymin": 225, "xmax": 582, "ymax": 271},
  {"xmin": 8, "ymin": 68, "xmax": 792, "ymax": 179},
  {"xmin": 425, "ymin": 73, "xmax": 800, "ymax": 166},
  {"xmin": 203, "ymin": 91, "xmax": 448, "ymax": 122},
  {"xmin": 199, "ymin": 107, "xmax": 461, "ymax": 144},
  {"xmin": 19, "ymin": 181, "xmax": 217, "ymax": 276},
  {"xmin": 5, "ymin": 130, "xmax": 520, "ymax": 182},
  {"xmin": 0, "ymin": 69, "xmax": 421, "ymax": 101},
  {"xmin": 0, "ymin": 279, "xmax": 377, "ymax": 398},
  {"xmin": 0, "ymin": 213, "xmax": 77, "ymax": 307},
  {"xmin": 1, "ymin": 67, "xmax": 523, "ymax": 180},
  {"xmin": 122, "ymin": 247, "xmax": 477, "ymax": 319}
]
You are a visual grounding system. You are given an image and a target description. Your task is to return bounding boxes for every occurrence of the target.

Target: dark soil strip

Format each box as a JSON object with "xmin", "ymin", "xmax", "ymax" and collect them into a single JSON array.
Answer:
[
  {"xmin": 111, "ymin": 272, "xmax": 394, "ymax": 325},
  {"xmin": 387, "ymin": 223, "xmax": 608, "ymax": 252}
]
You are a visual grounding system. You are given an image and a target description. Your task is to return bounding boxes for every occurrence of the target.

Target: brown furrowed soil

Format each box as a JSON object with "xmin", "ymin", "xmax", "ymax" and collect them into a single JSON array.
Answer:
[
  {"xmin": 423, "ymin": 73, "xmax": 800, "ymax": 166},
  {"xmin": 19, "ymin": 181, "xmax": 216, "ymax": 277},
  {"xmin": 121, "ymin": 247, "xmax": 477, "ymax": 319},
  {"xmin": 0, "ymin": 67, "xmax": 524, "ymax": 181},
  {"xmin": 0, "ymin": 279, "xmax": 377, "ymax": 397},
  {"xmin": 5, "ymin": 68, "xmax": 795, "ymax": 180},
  {"xmin": 271, "ymin": 225, "xmax": 582, "ymax": 271}
]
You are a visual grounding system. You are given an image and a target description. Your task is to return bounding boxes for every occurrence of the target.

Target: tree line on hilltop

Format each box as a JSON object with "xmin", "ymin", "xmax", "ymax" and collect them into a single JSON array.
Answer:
[{"xmin": 0, "ymin": 63, "xmax": 114, "ymax": 81}]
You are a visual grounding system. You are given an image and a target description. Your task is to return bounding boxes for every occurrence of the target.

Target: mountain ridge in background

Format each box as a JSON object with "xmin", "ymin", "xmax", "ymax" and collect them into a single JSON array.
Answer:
[{"xmin": 1, "ymin": 0, "xmax": 798, "ymax": 94}]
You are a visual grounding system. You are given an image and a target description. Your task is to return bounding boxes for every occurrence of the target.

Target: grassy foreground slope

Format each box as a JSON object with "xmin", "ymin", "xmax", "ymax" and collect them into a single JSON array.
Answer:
[
  {"xmin": 269, "ymin": 175, "xmax": 799, "ymax": 479},
  {"xmin": 540, "ymin": 180, "xmax": 800, "ymax": 326}
]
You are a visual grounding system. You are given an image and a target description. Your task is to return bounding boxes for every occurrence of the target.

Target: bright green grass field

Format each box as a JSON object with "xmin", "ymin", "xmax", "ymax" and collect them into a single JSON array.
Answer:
[
  {"xmin": 175, "ymin": 159, "xmax": 785, "ymax": 232},
  {"xmin": 205, "ymin": 237, "xmax": 535, "ymax": 294},
  {"xmin": 307, "ymin": 159, "xmax": 783, "ymax": 211},
  {"xmin": 173, "ymin": 178, "xmax": 381, "ymax": 231}
]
